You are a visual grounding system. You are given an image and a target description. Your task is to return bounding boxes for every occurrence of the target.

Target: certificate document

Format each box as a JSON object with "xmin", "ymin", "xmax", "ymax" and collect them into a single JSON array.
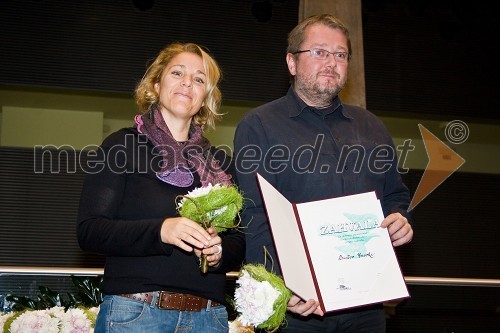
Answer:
[{"xmin": 256, "ymin": 173, "xmax": 409, "ymax": 313}]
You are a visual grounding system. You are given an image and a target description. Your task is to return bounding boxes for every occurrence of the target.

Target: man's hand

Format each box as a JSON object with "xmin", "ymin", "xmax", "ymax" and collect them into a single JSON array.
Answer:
[
  {"xmin": 381, "ymin": 212, "xmax": 413, "ymax": 246},
  {"xmin": 287, "ymin": 295, "xmax": 324, "ymax": 316}
]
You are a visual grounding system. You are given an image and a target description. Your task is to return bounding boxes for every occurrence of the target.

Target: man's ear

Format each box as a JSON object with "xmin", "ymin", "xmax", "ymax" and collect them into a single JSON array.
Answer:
[{"xmin": 286, "ymin": 53, "xmax": 297, "ymax": 76}]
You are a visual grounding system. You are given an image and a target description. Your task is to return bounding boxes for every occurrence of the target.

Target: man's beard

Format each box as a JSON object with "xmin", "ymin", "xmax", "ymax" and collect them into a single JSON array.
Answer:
[{"xmin": 295, "ymin": 71, "xmax": 346, "ymax": 107}]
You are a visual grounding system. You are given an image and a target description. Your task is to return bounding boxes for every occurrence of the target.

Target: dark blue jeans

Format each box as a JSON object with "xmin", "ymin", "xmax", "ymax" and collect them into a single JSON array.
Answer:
[
  {"xmin": 279, "ymin": 306, "xmax": 385, "ymax": 333},
  {"xmin": 95, "ymin": 294, "xmax": 228, "ymax": 333}
]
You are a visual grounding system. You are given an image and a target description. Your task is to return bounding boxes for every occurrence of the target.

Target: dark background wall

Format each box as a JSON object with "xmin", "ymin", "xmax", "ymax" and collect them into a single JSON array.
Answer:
[
  {"xmin": 1, "ymin": 0, "xmax": 499, "ymax": 119},
  {"xmin": 362, "ymin": 0, "xmax": 499, "ymax": 121},
  {"xmin": 1, "ymin": 0, "xmax": 298, "ymax": 103}
]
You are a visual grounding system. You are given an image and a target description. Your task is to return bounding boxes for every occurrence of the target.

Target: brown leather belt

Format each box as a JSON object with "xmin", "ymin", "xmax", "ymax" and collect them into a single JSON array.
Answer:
[{"xmin": 118, "ymin": 292, "xmax": 222, "ymax": 311}]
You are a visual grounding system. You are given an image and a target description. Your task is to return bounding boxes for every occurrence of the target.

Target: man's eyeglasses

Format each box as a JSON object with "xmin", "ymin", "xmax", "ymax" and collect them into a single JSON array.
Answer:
[{"xmin": 292, "ymin": 48, "xmax": 349, "ymax": 62}]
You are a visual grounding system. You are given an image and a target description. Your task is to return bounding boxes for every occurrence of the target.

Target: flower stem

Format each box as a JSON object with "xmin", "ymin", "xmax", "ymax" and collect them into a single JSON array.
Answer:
[
  {"xmin": 200, "ymin": 255, "xmax": 208, "ymax": 274},
  {"xmin": 200, "ymin": 219, "xmax": 211, "ymax": 274}
]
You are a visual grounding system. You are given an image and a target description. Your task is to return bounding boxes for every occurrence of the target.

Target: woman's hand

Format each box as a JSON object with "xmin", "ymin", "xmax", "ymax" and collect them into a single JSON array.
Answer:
[
  {"xmin": 194, "ymin": 227, "xmax": 223, "ymax": 268},
  {"xmin": 160, "ymin": 217, "xmax": 212, "ymax": 251},
  {"xmin": 160, "ymin": 219, "xmax": 222, "ymax": 267}
]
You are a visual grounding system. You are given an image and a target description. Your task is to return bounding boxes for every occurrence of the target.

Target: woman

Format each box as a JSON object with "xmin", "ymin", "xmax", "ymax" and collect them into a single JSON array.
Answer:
[{"xmin": 77, "ymin": 43, "xmax": 245, "ymax": 332}]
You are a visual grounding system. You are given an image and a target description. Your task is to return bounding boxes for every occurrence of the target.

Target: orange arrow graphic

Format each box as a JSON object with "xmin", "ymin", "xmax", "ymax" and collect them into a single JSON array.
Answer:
[{"xmin": 408, "ymin": 124, "xmax": 465, "ymax": 211}]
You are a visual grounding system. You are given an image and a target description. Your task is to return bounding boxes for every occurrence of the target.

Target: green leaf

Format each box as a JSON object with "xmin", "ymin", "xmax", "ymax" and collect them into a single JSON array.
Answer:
[
  {"xmin": 4, "ymin": 295, "xmax": 37, "ymax": 311},
  {"xmin": 71, "ymin": 275, "xmax": 103, "ymax": 307},
  {"xmin": 38, "ymin": 286, "xmax": 64, "ymax": 308},
  {"xmin": 4, "ymin": 275, "xmax": 104, "ymax": 311}
]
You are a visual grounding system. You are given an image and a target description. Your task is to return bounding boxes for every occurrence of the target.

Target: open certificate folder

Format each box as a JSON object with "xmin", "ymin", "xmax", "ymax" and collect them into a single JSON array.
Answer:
[{"xmin": 256, "ymin": 173, "xmax": 409, "ymax": 313}]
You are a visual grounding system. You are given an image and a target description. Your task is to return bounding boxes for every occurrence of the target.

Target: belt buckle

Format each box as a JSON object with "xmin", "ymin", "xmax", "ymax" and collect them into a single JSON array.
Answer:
[{"xmin": 156, "ymin": 291, "xmax": 169, "ymax": 309}]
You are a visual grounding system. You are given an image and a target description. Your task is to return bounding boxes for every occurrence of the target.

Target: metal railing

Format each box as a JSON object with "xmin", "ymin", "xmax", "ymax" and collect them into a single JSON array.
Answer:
[{"xmin": 1, "ymin": 266, "xmax": 499, "ymax": 287}]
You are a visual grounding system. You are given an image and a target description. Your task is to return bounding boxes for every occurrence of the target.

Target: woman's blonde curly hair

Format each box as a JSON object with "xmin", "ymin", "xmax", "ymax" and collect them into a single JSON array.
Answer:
[{"xmin": 135, "ymin": 43, "xmax": 223, "ymax": 130}]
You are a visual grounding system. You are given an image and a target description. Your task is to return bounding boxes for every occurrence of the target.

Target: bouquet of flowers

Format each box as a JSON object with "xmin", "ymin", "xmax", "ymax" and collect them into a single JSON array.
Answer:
[
  {"xmin": 177, "ymin": 183, "xmax": 244, "ymax": 273},
  {"xmin": 231, "ymin": 264, "xmax": 292, "ymax": 332},
  {"xmin": 0, "ymin": 306, "xmax": 99, "ymax": 333},
  {"xmin": 1, "ymin": 275, "xmax": 103, "ymax": 333}
]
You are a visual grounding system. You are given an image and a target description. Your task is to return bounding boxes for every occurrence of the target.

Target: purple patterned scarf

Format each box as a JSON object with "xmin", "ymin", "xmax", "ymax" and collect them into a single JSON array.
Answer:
[{"xmin": 134, "ymin": 108, "xmax": 232, "ymax": 187}]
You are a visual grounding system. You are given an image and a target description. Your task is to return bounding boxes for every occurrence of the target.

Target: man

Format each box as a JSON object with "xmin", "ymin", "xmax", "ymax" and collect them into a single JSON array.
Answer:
[{"xmin": 234, "ymin": 14, "xmax": 413, "ymax": 332}]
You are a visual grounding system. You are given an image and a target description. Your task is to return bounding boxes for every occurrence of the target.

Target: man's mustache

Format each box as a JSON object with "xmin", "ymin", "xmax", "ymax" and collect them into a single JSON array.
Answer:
[{"xmin": 317, "ymin": 70, "xmax": 340, "ymax": 78}]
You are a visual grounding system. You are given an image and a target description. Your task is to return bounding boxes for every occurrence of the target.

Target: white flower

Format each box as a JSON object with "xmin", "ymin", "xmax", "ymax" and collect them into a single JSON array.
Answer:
[
  {"xmin": 9, "ymin": 310, "xmax": 61, "ymax": 333},
  {"xmin": 234, "ymin": 270, "xmax": 280, "ymax": 327},
  {"xmin": 60, "ymin": 308, "xmax": 92, "ymax": 333},
  {"xmin": 2, "ymin": 306, "xmax": 98, "ymax": 333},
  {"xmin": 177, "ymin": 183, "xmax": 222, "ymax": 208},
  {"xmin": 87, "ymin": 307, "xmax": 99, "ymax": 315},
  {"xmin": 229, "ymin": 318, "xmax": 255, "ymax": 333},
  {"xmin": 206, "ymin": 205, "xmax": 228, "ymax": 219},
  {"xmin": 46, "ymin": 306, "xmax": 66, "ymax": 318},
  {"xmin": 0, "ymin": 312, "xmax": 15, "ymax": 330}
]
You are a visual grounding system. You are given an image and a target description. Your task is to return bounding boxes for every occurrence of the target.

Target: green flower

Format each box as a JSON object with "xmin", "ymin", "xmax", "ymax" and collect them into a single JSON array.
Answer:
[{"xmin": 177, "ymin": 183, "xmax": 244, "ymax": 232}]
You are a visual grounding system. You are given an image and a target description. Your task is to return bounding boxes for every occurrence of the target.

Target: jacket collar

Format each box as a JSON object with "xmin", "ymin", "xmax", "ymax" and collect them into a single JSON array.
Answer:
[{"xmin": 285, "ymin": 86, "xmax": 352, "ymax": 119}]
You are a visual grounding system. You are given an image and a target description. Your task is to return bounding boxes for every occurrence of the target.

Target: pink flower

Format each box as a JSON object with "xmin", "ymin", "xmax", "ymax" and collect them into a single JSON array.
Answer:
[
  {"xmin": 60, "ymin": 308, "xmax": 92, "ymax": 333},
  {"xmin": 2, "ymin": 306, "xmax": 99, "ymax": 333},
  {"xmin": 9, "ymin": 310, "xmax": 60, "ymax": 333}
]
